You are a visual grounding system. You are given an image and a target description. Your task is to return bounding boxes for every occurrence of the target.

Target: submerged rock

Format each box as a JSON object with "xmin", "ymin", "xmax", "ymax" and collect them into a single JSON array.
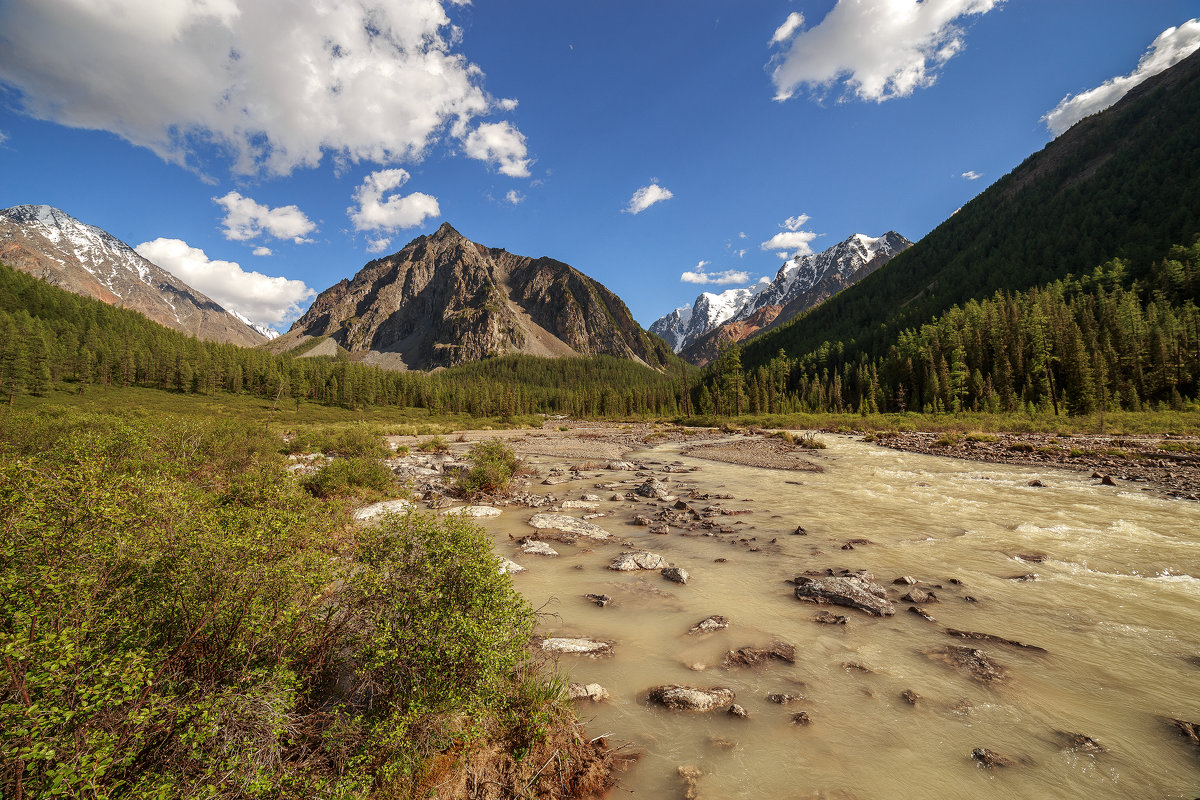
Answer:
[
  {"xmin": 647, "ymin": 685, "xmax": 736, "ymax": 711},
  {"xmin": 584, "ymin": 593, "xmax": 612, "ymax": 607},
  {"xmin": 677, "ymin": 765, "xmax": 703, "ymax": 800},
  {"xmin": 908, "ymin": 606, "xmax": 937, "ymax": 622},
  {"xmin": 541, "ymin": 637, "xmax": 614, "ymax": 658},
  {"xmin": 901, "ymin": 588, "xmax": 938, "ymax": 604},
  {"xmin": 1166, "ymin": 717, "xmax": 1200, "ymax": 748},
  {"xmin": 566, "ymin": 682, "xmax": 610, "ymax": 702},
  {"xmin": 688, "ymin": 615, "xmax": 729, "ymax": 635},
  {"xmin": 767, "ymin": 693, "xmax": 802, "ymax": 705},
  {"xmin": 609, "ymin": 551, "xmax": 669, "ymax": 571},
  {"xmin": 812, "ymin": 611, "xmax": 848, "ymax": 625},
  {"xmin": 945, "ymin": 628, "xmax": 1047, "ymax": 653},
  {"xmin": 528, "ymin": 513, "xmax": 613, "ymax": 541},
  {"xmin": 791, "ymin": 711, "xmax": 812, "ymax": 726},
  {"xmin": 900, "ymin": 689, "xmax": 921, "ymax": 705},
  {"xmin": 794, "ymin": 572, "xmax": 896, "ymax": 616},
  {"xmin": 971, "ymin": 748, "xmax": 1014, "ymax": 768},
  {"xmin": 561, "ymin": 499, "xmax": 600, "ymax": 510},
  {"xmin": 926, "ymin": 646, "xmax": 1008, "ymax": 684},
  {"xmin": 728, "ymin": 703, "xmax": 749, "ymax": 718},
  {"xmin": 661, "ymin": 566, "xmax": 690, "ymax": 584},
  {"xmin": 1055, "ymin": 730, "xmax": 1108, "ymax": 754},
  {"xmin": 722, "ymin": 642, "xmax": 795, "ymax": 668}
]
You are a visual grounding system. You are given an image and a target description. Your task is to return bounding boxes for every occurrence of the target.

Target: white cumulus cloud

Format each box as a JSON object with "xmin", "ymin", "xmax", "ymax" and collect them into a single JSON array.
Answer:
[
  {"xmin": 505, "ymin": 189, "xmax": 525, "ymax": 205},
  {"xmin": 366, "ymin": 236, "xmax": 393, "ymax": 254},
  {"xmin": 770, "ymin": 0, "xmax": 1002, "ymax": 103},
  {"xmin": 770, "ymin": 12, "xmax": 805, "ymax": 46},
  {"xmin": 463, "ymin": 121, "xmax": 531, "ymax": 177},
  {"xmin": 624, "ymin": 182, "xmax": 674, "ymax": 214},
  {"xmin": 1042, "ymin": 19, "xmax": 1200, "ymax": 136},
  {"xmin": 961, "ymin": 170, "xmax": 982, "ymax": 180},
  {"xmin": 348, "ymin": 169, "xmax": 440, "ymax": 232},
  {"xmin": 681, "ymin": 265, "xmax": 753, "ymax": 285},
  {"xmin": 214, "ymin": 191, "xmax": 316, "ymax": 243},
  {"xmin": 252, "ymin": 246, "xmax": 272, "ymax": 256},
  {"xmin": 135, "ymin": 238, "xmax": 315, "ymax": 329},
  {"xmin": 762, "ymin": 213, "xmax": 820, "ymax": 255},
  {"xmin": 0, "ymin": 0, "xmax": 524, "ymax": 176}
]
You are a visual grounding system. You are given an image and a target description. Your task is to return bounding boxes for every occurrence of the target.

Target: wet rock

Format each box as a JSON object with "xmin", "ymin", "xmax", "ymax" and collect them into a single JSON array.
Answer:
[
  {"xmin": 902, "ymin": 588, "xmax": 939, "ymax": 604},
  {"xmin": 521, "ymin": 540, "xmax": 558, "ymax": 557},
  {"xmin": 636, "ymin": 478, "xmax": 671, "ymax": 499},
  {"xmin": 1055, "ymin": 731, "xmax": 1107, "ymax": 753},
  {"xmin": 900, "ymin": 689, "xmax": 921, "ymax": 705},
  {"xmin": 728, "ymin": 703, "xmax": 749, "ymax": 718},
  {"xmin": 649, "ymin": 523, "xmax": 671, "ymax": 535},
  {"xmin": 688, "ymin": 615, "xmax": 729, "ymax": 635},
  {"xmin": 541, "ymin": 637, "xmax": 614, "ymax": 657},
  {"xmin": 722, "ymin": 642, "xmax": 795, "ymax": 668},
  {"xmin": 842, "ymin": 538, "xmax": 874, "ymax": 550},
  {"xmin": 893, "ymin": 576, "xmax": 917, "ymax": 585},
  {"xmin": 528, "ymin": 513, "xmax": 614, "ymax": 541},
  {"xmin": 440, "ymin": 504, "xmax": 503, "ymax": 517},
  {"xmin": 963, "ymin": 595, "xmax": 978, "ymax": 603},
  {"xmin": 944, "ymin": 629, "xmax": 1047, "ymax": 653},
  {"xmin": 1100, "ymin": 475, "xmax": 1117, "ymax": 486},
  {"xmin": 908, "ymin": 606, "xmax": 936, "ymax": 622},
  {"xmin": 647, "ymin": 685, "xmax": 736, "ymax": 711},
  {"xmin": 584, "ymin": 593, "xmax": 611, "ymax": 607},
  {"xmin": 1007, "ymin": 573, "xmax": 1038, "ymax": 581},
  {"xmin": 633, "ymin": 514, "xmax": 652, "ymax": 526},
  {"xmin": 792, "ymin": 525, "xmax": 808, "ymax": 535},
  {"xmin": 1165, "ymin": 717, "xmax": 1200, "ymax": 748},
  {"xmin": 767, "ymin": 693, "xmax": 802, "ymax": 705},
  {"xmin": 567, "ymin": 682, "xmax": 610, "ymax": 702},
  {"xmin": 794, "ymin": 573, "xmax": 896, "ymax": 616},
  {"xmin": 1027, "ymin": 479, "xmax": 1045, "ymax": 487},
  {"xmin": 497, "ymin": 557, "xmax": 526, "ymax": 575},
  {"xmin": 926, "ymin": 646, "xmax": 1008, "ymax": 684},
  {"xmin": 582, "ymin": 493, "xmax": 602, "ymax": 501},
  {"xmin": 607, "ymin": 461, "xmax": 636, "ymax": 470},
  {"xmin": 971, "ymin": 748, "xmax": 1014, "ymax": 768},
  {"xmin": 1012, "ymin": 552, "xmax": 1047, "ymax": 563},
  {"xmin": 352, "ymin": 498, "xmax": 415, "ymax": 521},
  {"xmin": 841, "ymin": 662, "xmax": 873, "ymax": 673},
  {"xmin": 678, "ymin": 765, "xmax": 703, "ymax": 800},
  {"xmin": 561, "ymin": 499, "xmax": 600, "ymax": 510},
  {"xmin": 791, "ymin": 711, "xmax": 812, "ymax": 726},
  {"xmin": 662, "ymin": 566, "xmax": 690, "ymax": 584},
  {"xmin": 812, "ymin": 611, "xmax": 847, "ymax": 625},
  {"xmin": 609, "ymin": 550, "xmax": 669, "ymax": 571}
]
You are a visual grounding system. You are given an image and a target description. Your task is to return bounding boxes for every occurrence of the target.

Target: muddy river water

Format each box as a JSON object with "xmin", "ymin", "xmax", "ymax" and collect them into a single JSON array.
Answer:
[{"xmin": 476, "ymin": 435, "xmax": 1200, "ymax": 798}]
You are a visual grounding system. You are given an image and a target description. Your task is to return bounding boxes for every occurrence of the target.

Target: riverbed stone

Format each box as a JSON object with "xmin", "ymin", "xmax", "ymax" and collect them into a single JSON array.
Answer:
[
  {"xmin": 900, "ymin": 689, "xmax": 921, "ymax": 705},
  {"xmin": 647, "ymin": 685, "xmax": 736, "ymax": 711},
  {"xmin": 636, "ymin": 478, "xmax": 671, "ymax": 499},
  {"xmin": 728, "ymin": 703, "xmax": 749, "ymax": 718},
  {"xmin": 352, "ymin": 498, "xmax": 415, "ymax": 521},
  {"xmin": 722, "ymin": 642, "xmax": 795, "ymax": 668},
  {"xmin": 566, "ymin": 682, "xmax": 610, "ymax": 702},
  {"xmin": 688, "ymin": 615, "xmax": 729, "ymax": 635},
  {"xmin": 608, "ymin": 551, "xmax": 669, "ymax": 571},
  {"xmin": 926, "ymin": 646, "xmax": 1008, "ymax": 684},
  {"xmin": 1166, "ymin": 717, "xmax": 1200, "ymax": 748},
  {"xmin": 793, "ymin": 573, "xmax": 896, "ymax": 616},
  {"xmin": 521, "ymin": 540, "xmax": 559, "ymax": 557},
  {"xmin": 561, "ymin": 499, "xmax": 600, "ymax": 510},
  {"xmin": 528, "ymin": 513, "xmax": 613, "ymax": 541},
  {"xmin": 440, "ymin": 504, "xmax": 502, "ymax": 517},
  {"xmin": 584, "ymin": 593, "xmax": 612, "ymax": 607},
  {"xmin": 971, "ymin": 748, "xmax": 1014, "ymax": 768},
  {"xmin": 1055, "ymin": 731, "xmax": 1107, "ymax": 753},
  {"xmin": 497, "ymin": 557, "xmax": 526, "ymax": 575},
  {"xmin": 945, "ymin": 629, "xmax": 1046, "ymax": 652},
  {"xmin": 902, "ymin": 588, "xmax": 939, "ymax": 604},
  {"xmin": 542, "ymin": 637, "xmax": 614, "ymax": 657},
  {"xmin": 677, "ymin": 765, "xmax": 703, "ymax": 800},
  {"xmin": 662, "ymin": 566, "xmax": 690, "ymax": 584},
  {"xmin": 812, "ymin": 611, "xmax": 848, "ymax": 625}
]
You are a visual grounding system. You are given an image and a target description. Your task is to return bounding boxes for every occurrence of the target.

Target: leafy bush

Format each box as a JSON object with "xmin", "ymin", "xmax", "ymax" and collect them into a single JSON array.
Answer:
[
  {"xmin": 933, "ymin": 433, "xmax": 960, "ymax": 447},
  {"xmin": 456, "ymin": 439, "xmax": 521, "ymax": 495},
  {"xmin": 0, "ymin": 409, "xmax": 544, "ymax": 798},
  {"xmin": 302, "ymin": 455, "xmax": 394, "ymax": 498},
  {"xmin": 417, "ymin": 435, "xmax": 450, "ymax": 453},
  {"xmin": 795, "ymin": 431, "xmax": 827, "ymax": 449}
]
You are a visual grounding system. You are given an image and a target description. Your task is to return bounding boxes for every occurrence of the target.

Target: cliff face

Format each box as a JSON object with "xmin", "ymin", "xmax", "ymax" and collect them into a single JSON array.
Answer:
[
  {"xmin": 0, "ymin": 205, "xmax": 266, "ymax": 347},
  {"xmin": 276, "ymin": 222, "xmax": 677, "ymax": 370}
]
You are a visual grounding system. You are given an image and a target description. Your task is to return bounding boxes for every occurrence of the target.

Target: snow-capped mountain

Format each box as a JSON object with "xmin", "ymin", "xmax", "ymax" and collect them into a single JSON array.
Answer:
[
  {"xmin": 651, "ymin": 231, "xmax": 911, "ymax": 362},
  {"xmin": 649, "ymin": 282, "xmax": 769, "ymax": 351},
  {"xmin": 229, "ymin": 309, "xmax": 280, "ymax": 340},
  {"xmin": 0, "ymin": 204, "xmax": 267, "ymax": 347}
]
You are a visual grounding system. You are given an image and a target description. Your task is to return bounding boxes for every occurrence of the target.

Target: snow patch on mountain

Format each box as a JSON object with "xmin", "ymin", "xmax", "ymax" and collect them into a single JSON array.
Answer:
[{"xmin": 230, "ymin": 310, "xmax": 281, "ymax": 340}]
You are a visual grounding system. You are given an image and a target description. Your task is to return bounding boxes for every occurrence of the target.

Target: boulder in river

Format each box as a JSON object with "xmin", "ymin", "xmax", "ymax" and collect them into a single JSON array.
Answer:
[
  {"xmin": 561, "ymin": 499, "xmax": 599, "ymax": 510},
  {"xmin": 567, "ymin": 682, "xmax": 610, "ymax": 702},
  {"xmin": 609, "ymin": 551, "xmax": 669, "ymax": 571},
  {"xmin": 440, "ymin": 505, "xmax": 502, "ymax": 517},
  {"xmin": 521, "ymin": 540, "xmax": 558, "ymax": 557},
  {"xmin": 662, "ymin": 567, "xmax": 690, "ymax": 584},
  {"xmin": 728, "ymin": 703, "xmax": 749, "ymax": 718},
  {"xmin": 900, "ymin": 689, "xmax": 921, "ymax": 705},
  {"xmin": 1165, "ymin": 717, "xmax": 1200, "ymax": 748},
  {"xmin": 636, "ymin": 478, "xmax": 671, "ymax": 499},
  {"xmin": 528, "ymin": 513, "xmax": 613, "ymax": 542},
  {"xmin": 1055, "ymin": 730, "xmax": 1107, "ymax": 754},
  {"xmin": 688, "ymin": 615, "xmax": 729, "ymax": 635},
  {"xmin": 794, "ymin": 572, "xmax": 896, "ymax": 616},
  {"xmin": 647, "ymin": 685, "xmax": 736, "ymax": 711},
  {"xmin": 902, "ymin": 588, "xmax": 938, "ymax": 604},
  {"xmin": 722, "ymin": 642, "xmax": 795, "ymax": 668},
  {"xmin": 677, "ymin": 765, "xmax": 703, "ymax": 800},
  {"xmin": 926, "ymin": 646, "xmax": 1008, "ymax": 684},
  {"xmin": 584, "ymin": 593, "xmax": 612, "ymax": 607},
  {"xmin": 541, "ymin": 637, "xmax": 614, "ymax": 658},
  {"xmin": 908, "ymin": 606, "xmax": 937, "ymax": 622},
  {"xmin": 812, "ymin": 611, "xmax": 847, "ymax": 625},
  {"xmin": 971, "ymin": 748, "xmax": 1014, "ymax": 768},
  {"xmin": 497, "ymin": 557, "xmax": 526, "ymax": 575}
]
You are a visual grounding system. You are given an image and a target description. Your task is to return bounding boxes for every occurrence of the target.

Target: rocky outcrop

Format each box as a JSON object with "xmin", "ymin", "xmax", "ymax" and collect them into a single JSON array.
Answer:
[
  {"xmin": 793, "ymin": 571, "xmax": 896, "ymax": 616},
  {"xmin": 272, "ymin": 222, "xmax": 678, "ymax": 370}
]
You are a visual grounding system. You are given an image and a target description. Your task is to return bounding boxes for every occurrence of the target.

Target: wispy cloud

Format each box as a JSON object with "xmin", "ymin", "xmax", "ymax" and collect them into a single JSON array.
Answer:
[
  {"xmin": 252, "ymin": 246, "xmax": 272, "ymax": 257},
  {"xmin": 770, "ymin": 12, "xmax": 805, "ymax": 46},
  {"xmin": 761, "ymin": 213, "xmax": 820, "ymax": 256},
  {"xmin": 770, "ymin": 0, "xmax": 1002, "ymax": 102},
  {"xmin": 681, "ymin": 263, "xmax": 753, "ymax": 285},
  {"xmin": 624, "ymin": 181, "xmax": 674, "ymax": 214},
  {"xmin": 1043, "ymin": 19, "xmax": 1200, "ymax": 135},
  {"xmin": 961, "ymin": 170, "xmax": 982, "ymax": 180},
  {"xmin": 505, "ymin": 189, "xmax": 525, "ymax": 205}
]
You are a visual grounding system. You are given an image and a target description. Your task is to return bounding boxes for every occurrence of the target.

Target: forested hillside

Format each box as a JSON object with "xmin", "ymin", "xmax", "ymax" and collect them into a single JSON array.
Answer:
[
  {"xmin": 741, "ymin": 48, "xmax": 1200, "ymax": 373},
  {"xmin": 0, "ymin": 262, "xmax": 693, "ymax": 417}
]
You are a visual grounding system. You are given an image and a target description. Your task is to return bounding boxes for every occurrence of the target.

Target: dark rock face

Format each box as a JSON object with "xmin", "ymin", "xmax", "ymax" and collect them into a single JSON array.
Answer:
[
  {"xmin": 0, "ymin": 204, "xmax": 266, "ymax": 346},
  {"xmin": 276, "ymin": 222, "xmax": 677, "ymax": 370},
  {"xmin": 794, "ymin": 572, "xmax": 896, "ymax": 616}
]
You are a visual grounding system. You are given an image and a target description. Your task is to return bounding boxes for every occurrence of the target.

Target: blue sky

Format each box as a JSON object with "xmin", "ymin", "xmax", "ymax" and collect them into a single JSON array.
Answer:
[{"xmin": 1, "ymin": 0, "xmax": 1198, "ymax": 331}]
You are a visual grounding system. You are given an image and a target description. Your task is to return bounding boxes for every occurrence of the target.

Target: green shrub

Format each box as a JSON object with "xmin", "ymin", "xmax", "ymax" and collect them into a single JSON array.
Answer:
[
  {"xmin": 933, "ymin": 433, "xmax": 960, "ymax": 447},
  {"xmin": 302, "ymin": 456, "xmax": 394, "ymax": 498},
  {"xmin": 795, "ymin": 431, "xmax": 827, "ymax": 449},
  {"xmin": 417, "ymin": 435, "xmax": 450, "ymax": 453},
  {"xmin": 965, "ymin": 432, "xmax": 999, "ymax": 443},
  {"xmin": 456, "ymin": 439, "xmax": 521, "ymax": 495}
]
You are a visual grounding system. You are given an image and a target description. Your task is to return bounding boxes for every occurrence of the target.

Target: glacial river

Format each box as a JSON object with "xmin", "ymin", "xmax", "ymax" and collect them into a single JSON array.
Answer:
[{"xmin": 477, "ymin": 435, "xmax": 1200, "ymax": 798}]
